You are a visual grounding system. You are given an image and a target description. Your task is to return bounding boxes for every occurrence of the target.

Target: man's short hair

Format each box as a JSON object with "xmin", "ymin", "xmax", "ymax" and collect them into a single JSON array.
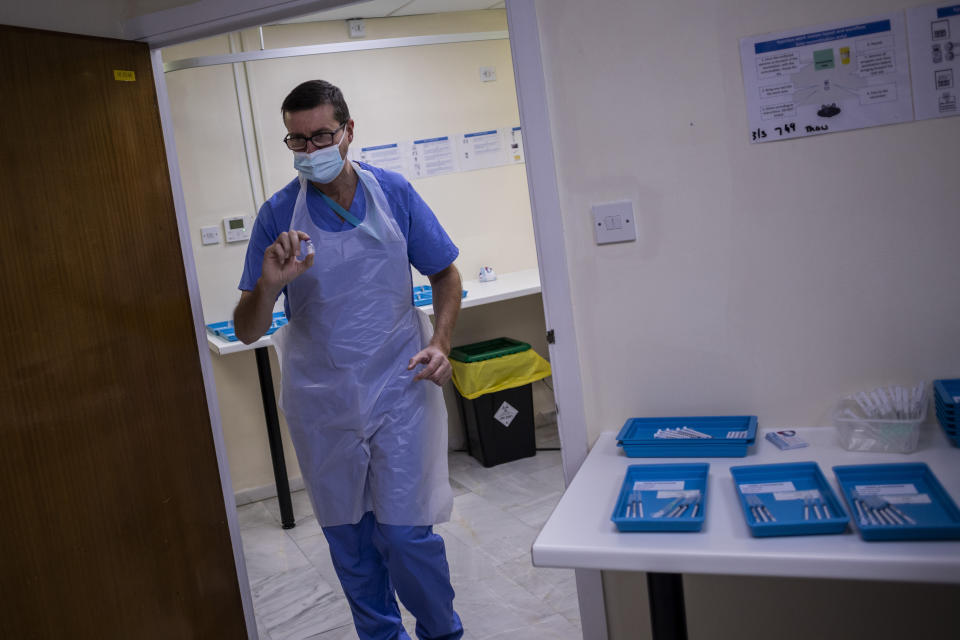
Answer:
[{"xmin": 281, "ymin": 80, "xmax": 350, "ymax": 124}]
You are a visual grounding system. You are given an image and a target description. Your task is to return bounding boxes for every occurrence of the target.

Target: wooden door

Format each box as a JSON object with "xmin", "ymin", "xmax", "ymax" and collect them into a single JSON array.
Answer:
[{"xmin": 0, "ymin": 26, "xmax": 248, "ymax": 638}]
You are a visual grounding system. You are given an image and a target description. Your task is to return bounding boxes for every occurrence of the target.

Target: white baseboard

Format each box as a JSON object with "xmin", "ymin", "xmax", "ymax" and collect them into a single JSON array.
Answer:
[{"xmin": 234, "ymin": 475, "xmax": 306, "ymax": 507}]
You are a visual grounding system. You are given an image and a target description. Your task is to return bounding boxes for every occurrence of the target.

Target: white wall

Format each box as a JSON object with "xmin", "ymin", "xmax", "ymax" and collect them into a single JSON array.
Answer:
[
  {"xmin": 536, "ymin": 0, "xmax": 959, "ymax": 443},
  {"xmin": 531, "ymin": 0, "xmax": 960, "ymax": 637},
  {"xmin": 162, "ymin": 10, "xmax": 551, "ymax": 493}
]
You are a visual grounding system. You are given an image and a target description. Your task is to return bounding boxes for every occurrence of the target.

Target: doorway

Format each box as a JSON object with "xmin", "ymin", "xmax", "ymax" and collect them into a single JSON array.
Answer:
[{"xmin": 159, "ymin": 3, "xmax": 577, "ymax": 638}]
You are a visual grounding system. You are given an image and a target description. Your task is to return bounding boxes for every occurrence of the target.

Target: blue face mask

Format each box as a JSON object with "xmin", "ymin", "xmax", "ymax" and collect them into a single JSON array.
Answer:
[{"xmin": 293, "ymin": 127, "xmax": 347, "ymax": 184}]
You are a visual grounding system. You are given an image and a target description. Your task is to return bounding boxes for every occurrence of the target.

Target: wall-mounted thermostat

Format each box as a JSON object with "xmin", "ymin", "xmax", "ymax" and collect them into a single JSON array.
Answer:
[{"xmin": 223, "ymin": 215, "xmax": 251, "ymax": 243}]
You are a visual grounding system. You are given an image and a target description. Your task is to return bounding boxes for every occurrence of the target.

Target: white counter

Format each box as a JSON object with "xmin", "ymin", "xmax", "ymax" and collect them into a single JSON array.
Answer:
[
  {"xmin": 206, "ymin": 268, "xmax": 542, "ymax": 356},
  {"xmin": 532, "ymin": 426, "xmax": 960, "ymax": 584}
]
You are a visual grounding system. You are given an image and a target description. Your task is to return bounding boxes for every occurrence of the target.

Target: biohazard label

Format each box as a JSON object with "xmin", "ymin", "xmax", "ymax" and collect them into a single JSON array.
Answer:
[{"xmin": 494, "ymin": 401, "xmax": 519, "ymax": 427}]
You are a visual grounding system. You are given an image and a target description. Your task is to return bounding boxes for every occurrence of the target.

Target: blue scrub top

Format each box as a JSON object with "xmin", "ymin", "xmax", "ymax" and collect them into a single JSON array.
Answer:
[{"xmin": 239, "ymin": 162, "xmax": 459, "ymax": 311}]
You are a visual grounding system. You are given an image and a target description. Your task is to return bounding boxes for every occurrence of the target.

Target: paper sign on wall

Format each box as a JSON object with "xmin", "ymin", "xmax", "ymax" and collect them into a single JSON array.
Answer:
[
  {"xmin": 357, "ymin": 142, "xmax": 410, "ymax": 175},
  {"xmin": 507, "ymin": 126, "xmax": 525, "ymax": 163},
  {"xmin": 457, "ymin": 129, "xmax": 506, "ymax": 171},
  {"xmin": 906, "ymin": 3, "xmax": 960, "ymax": 120},
  {"xmin": 740, "ymin": 13, "xmax": 914, "ymax": 143},
  {"xmin": 410, "ymin": 136, "xmax": 459, "ymax": 178},
  {"xmin": 349, "ymin": 126, "xmax": 523, "ymax": 179}
]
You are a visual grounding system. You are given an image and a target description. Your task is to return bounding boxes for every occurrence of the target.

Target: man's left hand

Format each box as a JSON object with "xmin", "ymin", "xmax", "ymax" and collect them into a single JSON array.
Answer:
[{"xmin": 408, "ymin": 344, "xmax": 452, "ymax": 386}]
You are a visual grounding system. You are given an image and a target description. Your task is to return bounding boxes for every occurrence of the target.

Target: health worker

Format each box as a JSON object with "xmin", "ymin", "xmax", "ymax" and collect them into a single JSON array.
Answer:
[{"xmin": 234, "ymin": 79, "xmax": 463, "ymax": 640}]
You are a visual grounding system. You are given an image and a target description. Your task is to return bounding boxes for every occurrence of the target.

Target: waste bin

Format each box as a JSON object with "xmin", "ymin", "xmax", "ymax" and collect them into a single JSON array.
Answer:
[{"xmin": 449, "ymin": 337, "xmax": 552, "ymax": 467}]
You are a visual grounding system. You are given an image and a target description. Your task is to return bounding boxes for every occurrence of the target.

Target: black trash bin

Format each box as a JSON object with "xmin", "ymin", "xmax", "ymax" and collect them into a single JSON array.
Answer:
[{"xmin": 450, "ymin": 338, "xmax": 538, "ymax": 468}]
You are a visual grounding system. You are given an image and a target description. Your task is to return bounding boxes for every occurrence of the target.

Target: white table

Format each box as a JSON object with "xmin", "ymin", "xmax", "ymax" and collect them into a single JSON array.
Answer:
[
  {"xmin": 206, "ymin": 268, "xmax": 542, "ymax": 356},
  {"xmin": 532, "ymin": 426, "xmax": 960, "ymax": 638},
  {"xmin": 205, "ymin": 269, "xmax": 542, "ymax": 526}
]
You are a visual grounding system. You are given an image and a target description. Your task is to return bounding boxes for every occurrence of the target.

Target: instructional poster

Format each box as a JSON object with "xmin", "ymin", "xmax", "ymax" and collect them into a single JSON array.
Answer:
[
  {"xmin": 357, "ymin": 142, "xmax": 409, "ymax": 175},
  {"xmin": 410, "ymin": 136, "xmax": 458, "ymax": 178},
  {"xmin": 907, "ymin": 3, "xmax": 960, "ymax": 120},
  {"xmin": 457, "ymin": 129, "xmax": 505, "ymax": 171},
  {"xmin": 507, "ymin": 126, "xmax": 524, "ymax": 163},
  {"xmin": 347, "ymin": 125, "xmax": 523, "ymax": 179},
  {"xmin": 740, "ymin": 13, "xmax": 914, "ymax": 143}
]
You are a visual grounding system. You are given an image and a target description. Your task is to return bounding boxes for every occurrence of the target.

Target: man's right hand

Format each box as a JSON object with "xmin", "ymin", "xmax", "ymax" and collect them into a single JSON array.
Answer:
[
  {"xmin": 233, "ymin": 230, "xmax": 313, "ymax": 344},
  {"xmin": 260, "ymin": 230, "xmax": 315, "ymax": 295}
]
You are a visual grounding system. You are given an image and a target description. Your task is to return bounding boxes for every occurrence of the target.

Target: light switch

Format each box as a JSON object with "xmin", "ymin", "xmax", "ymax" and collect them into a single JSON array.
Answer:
[
  {"xmin": 200, "ymin": 225, "xmax": 221, "ymax": 245},
  {"xmin": 347, "ymin": 19, "xmax": 366, "ymax": 38},
  {"xmin": 592, "ymin": 201, "xmax": 636, "ymax": 245}
]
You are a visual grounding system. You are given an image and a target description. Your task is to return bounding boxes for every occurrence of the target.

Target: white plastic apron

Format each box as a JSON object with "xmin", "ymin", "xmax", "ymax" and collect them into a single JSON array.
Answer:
[{"xmin": 272, "ymin": 164, "xmax": 453, "ymax": 527}]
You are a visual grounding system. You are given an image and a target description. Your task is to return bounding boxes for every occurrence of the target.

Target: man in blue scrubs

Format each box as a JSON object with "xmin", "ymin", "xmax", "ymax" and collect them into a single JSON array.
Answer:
[{"xmin": 234, "ymin": 80, "xmax": 463, "ymax": 640}]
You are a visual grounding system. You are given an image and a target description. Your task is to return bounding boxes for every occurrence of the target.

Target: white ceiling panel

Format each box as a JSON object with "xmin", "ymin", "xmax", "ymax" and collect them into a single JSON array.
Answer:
[
  {"xmin": 272, "ymin": 0, "xmax": 410, "ymax": 23},
  {"xmin": 271, "ymin": 0, "xmax": 503, "ymax": 24},
  {"xmin": 391, "ymin": 0, "xmax": 499, "ymax": 17}
]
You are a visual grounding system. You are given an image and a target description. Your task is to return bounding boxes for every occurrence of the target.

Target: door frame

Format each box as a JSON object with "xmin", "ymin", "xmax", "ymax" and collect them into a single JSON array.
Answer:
[
  {"xmin": 144, "ymin": 1, "xmax": 603, "ymax": 637},
  {"xmin": 150, "ymin": 49, "xmax": 259, "ymax": 639},
  {"xmin": 504, "ymin": 2, "xmax": 606, "ymax": 637}
]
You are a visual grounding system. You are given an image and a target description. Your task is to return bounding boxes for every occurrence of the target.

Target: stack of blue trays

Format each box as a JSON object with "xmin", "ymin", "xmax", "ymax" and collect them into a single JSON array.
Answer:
[
  {"xmin": 412, "ymin": 285, "xmax": 468, "ymax": 307},
  {"xmin": 934, "ymin": 379, "xmax": 960, "ymax": 447},
  {"xmin": 615, "ymin": 415, "xmax": 758, "ymax": 457},
  {"xmin": 206, "ymin": 311, "xmax": 287, "ymax": 342}
]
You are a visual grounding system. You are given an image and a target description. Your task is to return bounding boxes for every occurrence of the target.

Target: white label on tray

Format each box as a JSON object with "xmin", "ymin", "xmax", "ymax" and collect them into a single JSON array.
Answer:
[
  {"xmin": 773, "ymin": 489, "xmax": 821, "ymax": 501},
  {"xmin": 854, "ymin": 483, "xmax": 917, "ymax": 495},
  {"xmin": 953, "ymin": 396, "xmax": 960, "ymax": 403},
  {"xmin": 739, "ymin": 481, "xmax": 796, "ymax": 494},
  {"xmin": 884, "ymin": 494, "xmax": 932, "ymax": 504},
  {"xmin": 656, "ymin": 490, "xmax": 686, "ymax": 498},
  {"xmin": 633, "ymin": 480, "xmax": 685, "ymax": 491}
]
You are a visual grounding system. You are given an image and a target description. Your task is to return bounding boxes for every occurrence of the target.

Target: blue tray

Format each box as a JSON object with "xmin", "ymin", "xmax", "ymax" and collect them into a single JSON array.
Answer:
[
  {"xmin": 934, "ymin": 379, "xmax": 960, "ymax": 408},
  {"xmin": 616, "ymin": 416, "xmax": 757, "ymax": 457},
  {"xmin": 833, "ymin": 463, "xmax": 960, "ymax": 541},
  {"xmin": 730, "ymin": 462, "xmax": 849, "ymax": 537},
  {"xmin": 611, "ymin": 463, "xmax": 709, "ymax": 532},
  {"xmin": 412, "ymin": 285, "xmax": 468, "ymax": 307},
  {"xmin": 206, "ymin": 312, "xmax": 287, "ymax": 342},
  {"xmin": 935, "ymin": 395, "xmax": 959, "ymax": 419}
]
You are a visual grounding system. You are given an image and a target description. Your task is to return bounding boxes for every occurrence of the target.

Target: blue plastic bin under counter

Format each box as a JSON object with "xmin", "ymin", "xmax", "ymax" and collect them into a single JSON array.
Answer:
[{"xmin": 206, "ymin": 312, "xmax": 287, "ymax": 342}]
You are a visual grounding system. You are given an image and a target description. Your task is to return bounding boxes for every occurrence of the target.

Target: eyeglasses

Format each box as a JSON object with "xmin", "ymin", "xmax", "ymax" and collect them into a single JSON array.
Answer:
[{"xmin": 283, "ymin": 123, "xmax": 346, "ymax": 151}]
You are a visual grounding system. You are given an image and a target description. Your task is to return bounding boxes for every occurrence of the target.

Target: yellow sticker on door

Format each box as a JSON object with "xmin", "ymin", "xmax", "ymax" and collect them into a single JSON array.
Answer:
[{"xmin": 113, "ymin": 70, "xmax": 136, "ymax": 82}]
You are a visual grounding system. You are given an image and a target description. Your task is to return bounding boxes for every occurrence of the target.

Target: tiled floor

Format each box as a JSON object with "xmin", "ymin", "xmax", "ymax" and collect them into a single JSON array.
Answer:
[{"xmin": 238, "ymin": 423, "xmax": 581, "ymax": 640}]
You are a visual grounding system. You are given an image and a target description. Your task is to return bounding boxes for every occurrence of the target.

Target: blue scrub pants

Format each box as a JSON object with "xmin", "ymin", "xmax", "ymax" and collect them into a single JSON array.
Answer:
[{"xmin": 322, "ymin": 512, "xmax": 463, "ymax": 640}]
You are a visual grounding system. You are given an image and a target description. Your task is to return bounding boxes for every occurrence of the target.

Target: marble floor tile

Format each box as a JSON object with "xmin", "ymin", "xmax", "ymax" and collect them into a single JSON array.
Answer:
[
  {"xmin": 303, "ymin": 624, "xmax": 356, "ymax": 640},
  {"xmin": 452, "ymin": 567, "xmax": 563, "ymax": 639},
  {"xmin": 535, "ymin": 422, "xmax": 562, "ymax": 449},
  {"xmin": 257, "ymin": 614, "xmax": 273, "ymax": 640},
  {"xmin": 241, "ymin": 444, "xmax": 580, "ymax": 640},
  {"xmin": 252, "ymin": 565, "xmax": 353, "ymax": 640},
  {"xmin": 497, "ymin": 553, "xmax": 579, "ymax": 617},
  {"xmin": 261, "ymin": 490, "xmax": 324, "ymax": 542},
  {"xmin": 483, "ymin": 613, "xmax": 581, "ymax": 640},
  {"xmin": 438, "ymin": 493, "xmax": 540, "ymax": 566},
  {"xmin": 449, "ymin": 476, "xmax": 471, "ymax": 497},
  {"xmin": 240, "ymin": 504, "xmax": 313, "ymax": 584},
  {"xmin": 291, "ymin": 532, "xmax": 346, "ymax": 600}
]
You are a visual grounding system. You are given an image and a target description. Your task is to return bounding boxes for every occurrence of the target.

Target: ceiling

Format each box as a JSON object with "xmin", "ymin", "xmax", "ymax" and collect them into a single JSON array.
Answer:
[
  {"xmin": 0, "ymin": 0, "xmax": 505, "ymax": 45},
  {"xmin": 273, "ymin": 0, "xmax": 506, "ymax": 24}
]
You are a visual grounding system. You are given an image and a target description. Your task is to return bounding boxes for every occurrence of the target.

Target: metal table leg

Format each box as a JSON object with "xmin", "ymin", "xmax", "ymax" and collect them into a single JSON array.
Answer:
[
  {"xmin": 253, "ymin": 346, "xmax": 295, "ymax": 529},
  {"xmin": 647, "ymin": 572, "xmax": 687, "ymax": 640}
]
